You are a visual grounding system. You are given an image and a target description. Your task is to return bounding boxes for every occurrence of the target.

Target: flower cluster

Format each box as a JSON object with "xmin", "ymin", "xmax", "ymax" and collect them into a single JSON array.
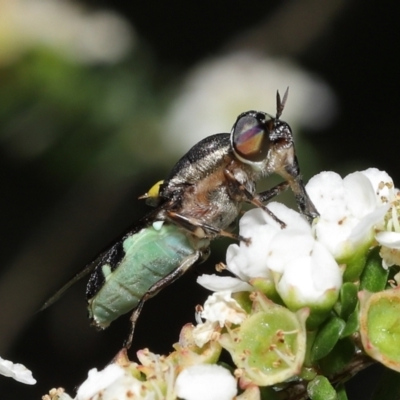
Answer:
[
  {"xmin": 198, "ymin": 202, "xmax": 342, "ymax": 329},
  {"xmin": 43, "ymin": 327, "xmax": 250, "ymax": 400},
  {"xmin": 42, "ymin": 168, "xmax": 400, "ymax": 400},
  {"xmin": 193, "ymin": 168, "xmax": 400, "ymax": 394}
]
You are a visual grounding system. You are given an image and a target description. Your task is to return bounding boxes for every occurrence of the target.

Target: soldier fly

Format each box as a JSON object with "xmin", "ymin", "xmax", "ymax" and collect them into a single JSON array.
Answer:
[{"xmin": 42, "ymin": 89, "xmax": 318, "ymax": 349}]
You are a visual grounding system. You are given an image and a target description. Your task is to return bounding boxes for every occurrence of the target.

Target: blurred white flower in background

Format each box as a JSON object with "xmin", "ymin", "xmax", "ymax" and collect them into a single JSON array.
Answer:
[
  {"xmin": 163, "ymin": 52, "xmax": 336, "ymax": 154},
  {"xmin": 0, "ymin": 0, "xmax": 134, "ymax": 65}
]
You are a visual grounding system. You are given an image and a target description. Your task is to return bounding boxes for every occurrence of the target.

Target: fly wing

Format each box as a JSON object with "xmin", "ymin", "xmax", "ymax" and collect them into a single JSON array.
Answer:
[
  {"xmin": 39, "ymin": 250, "xmax": 106, "ymax": 311},
  {"xmin": 40, "ymin": 205, "xmax": 167, "ymax": 312}
]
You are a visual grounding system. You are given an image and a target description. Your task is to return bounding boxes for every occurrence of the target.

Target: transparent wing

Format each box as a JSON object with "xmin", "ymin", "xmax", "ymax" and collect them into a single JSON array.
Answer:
[{"xmin": 39, "ymin": 251, "xmax": 106, "ymax": 312}]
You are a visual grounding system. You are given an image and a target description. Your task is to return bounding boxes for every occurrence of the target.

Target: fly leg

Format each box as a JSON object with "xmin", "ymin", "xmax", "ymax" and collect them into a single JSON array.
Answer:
[
  {"xmin": 256, "ymin": 181, "xmax": 290, "ymax": 203},
  {"xmin": 287, "ymin": 173, "xmax": 319, "ymax": 222},
  {"xmin": 124, "ymin": 251, "xmax": 205, "ymax": 349},
  {"xmin": 271, "ymin": 153, "xmax": 319, "ymax": 222},
  {"xmin": 224, "ymin": 169, "xmax": 287, "ymax": 228},
  {"xmin": 165, "ymin": 210, "xmax": 251, "ymax": 244}
]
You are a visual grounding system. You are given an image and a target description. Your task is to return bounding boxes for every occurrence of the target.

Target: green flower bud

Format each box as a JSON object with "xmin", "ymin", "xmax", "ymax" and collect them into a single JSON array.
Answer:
[
  {"xmin": 219, "ymin": 292, "xmax": 308, "ymax": 387},
  {"xmin": 359, "ymin": 287, "xmax": 400, "ymax": 372}
]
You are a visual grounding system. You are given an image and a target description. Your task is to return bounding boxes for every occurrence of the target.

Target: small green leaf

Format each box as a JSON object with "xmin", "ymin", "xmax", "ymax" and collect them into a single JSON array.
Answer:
[
  {"xmin": 340, "ymin": 307, "xmax": 360, "ymax": 338},
  {"xmin": 336, "ymin": 383, "xmax": 348, "ymax": 400},
  {"xmin": 360, "ymin": 247, "xmax": 389, "ymax": 292},
  {"xmin": 304, "ymin": 330, "xmax": 318, "ymax": 367},
  {"xmin": 339, "ymin": 282, "xmax": 358, "ymax": 320},
  {"xmin": 311, "ymin": 316, "xmax": 346, "ymax": 362},
  {"xmin": 318, "ymin": 338, "xmax": 355, "ymax": 375},
  {"xmin": 307, "ymin": 375, "xmax": 337, "ymax": 400},
  {"xmin": 299, "ymin": 366, "xmax": 318, "ymax": 381}
]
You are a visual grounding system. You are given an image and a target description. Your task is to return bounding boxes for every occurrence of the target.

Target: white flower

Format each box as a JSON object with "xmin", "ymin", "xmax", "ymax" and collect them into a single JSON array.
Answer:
[
  {"xmin": 0, "ymin": 356, "xmax": 36, "ymax": 385},
  {"xmin": 307, "ymin": 168, "xmax": 400, "ymax": 269},
  {"xmin": 198, "ymin": 203, "xmax": 342, "ymax": 322},
  {"xmin": 273, "ymin": 240, "xmax": 341, "ymax": 305},
  {"xmin": 360, "ymin": 168, "xmax": 400, "ymax": 267},
  {"xmin": 0, "ymin": 0, "xmax": 134, "ymax": 65},
  {"xmin": 76, "ymin": 364, "xmax": 150, "ymax": 400},
  {"xmin": 192, "ymin": 291, "xmax": 247, "ymax": 347},
  {"xmin": 76, "ymin": 364, "xmax": 122, "ymax": 400},
  {"xmin": 175, "ymin": 364, "xmax": 237, "ymax": 400},
  {"xmin": 198, "ymin": 204, "xmax": 310, "ymax": 293},
  {"xmin": 306, "ymin": 170, "xmax": 389, "ymax": 261},
  {"xmin": 163, "ymin": 52, "xmax": 336, "ymax": 154}
]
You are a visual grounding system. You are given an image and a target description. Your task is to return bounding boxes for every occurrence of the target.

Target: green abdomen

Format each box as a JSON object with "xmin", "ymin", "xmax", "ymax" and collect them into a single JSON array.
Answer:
[{"xmin": 88, "ymin": 224, "xmax": 197, "ymax": 328}]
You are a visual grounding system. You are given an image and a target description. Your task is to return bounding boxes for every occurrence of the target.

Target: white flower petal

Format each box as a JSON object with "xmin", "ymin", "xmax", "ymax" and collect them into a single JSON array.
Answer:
[
  {"xmin": 76, "ymin": 364, "xmax": 124, "ymax": 400},
  {"xmin": 376, "ymin": 231, "xmax": 400, "ymax": 249},
  {"xmin": 226, "ymin": 239, "xmax": 272, "ymax": 281},
  {"xmin": 306, "ymin": 171, "xmax": 347, "ymax": 216},
  {"xmin": 0, "ymin": 356, "xmax": 36, "ymax": 385},
  {"xmin": 276, "ymin": 242, "xmax": 341, "ymax": 304},
  {"xmin": 192, "ymin": 321, "xmax": 219, "ymax": 348},
  {"xmin": 309, "ymin": 242, "xmax": 343, "ymax": 292},
  {"xmin": 361, "ymin": 168, "xmax": 395, "ymax": 201},
  {"xmin": 199, "ymin": 291, "xmax": 247, "ymax": 326},
  {"xmin": 267, "ymin": 202, "xmax": 312, "ymax": 233},
  {"xmin": 343, "ymin": 172, "xmax": 378, "ymax": 218},
  {"xmin": 348, "ymin": 205, "xmax": 389, "ymax": 245},
  {"xmin": 193, "ymin": 291, "xmax": 247, "ymax": 346},
  {"xmin": 313, "ymin": 216, "xmax": 356, "ymax": 257},
  {"xmin": 226, "ymin": 204, "xmax": 311, "ymax": 281},
  {"xmin": 226, "ymin": 209, "xmax": 276, "ymax": 280},
  {"xmin": 197, "ymin": 274, "xmax": 253, "ymax": 292},
  {"xmin": 267, "ymin": 230, "xmax": 315, "ymax": 274},
  {"xmin": 175, "ymin": 364, "xmax": 237, "ymax": 400}
]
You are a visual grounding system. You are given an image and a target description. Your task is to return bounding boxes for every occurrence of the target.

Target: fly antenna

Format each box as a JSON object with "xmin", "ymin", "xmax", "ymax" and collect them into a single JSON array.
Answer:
[{"xmin": 276, "ymin": 87, "xmax": 289, "ymax": 119}]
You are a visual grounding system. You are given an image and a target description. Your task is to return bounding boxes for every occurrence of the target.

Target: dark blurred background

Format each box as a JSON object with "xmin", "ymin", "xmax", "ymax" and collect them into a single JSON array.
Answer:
[{"xmin": 0, "ymin": 0, "xmax": 398, "ymax": 398}]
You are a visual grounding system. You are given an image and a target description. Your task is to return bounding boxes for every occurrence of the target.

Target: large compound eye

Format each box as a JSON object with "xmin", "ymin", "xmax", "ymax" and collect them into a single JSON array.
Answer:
[{"xmin": 231, "ymin": 112, "xmax": 272, "ymax": 163}]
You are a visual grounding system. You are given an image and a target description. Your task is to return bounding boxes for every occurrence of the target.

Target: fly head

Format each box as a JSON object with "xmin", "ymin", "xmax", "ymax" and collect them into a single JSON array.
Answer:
[
  {"xmin": 230, "ymin": 88, "xmax": 319, "ymax": 221},
  {"xmin": 230, "ymin": 88, "xmax": 293, "ymax": 174}
]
